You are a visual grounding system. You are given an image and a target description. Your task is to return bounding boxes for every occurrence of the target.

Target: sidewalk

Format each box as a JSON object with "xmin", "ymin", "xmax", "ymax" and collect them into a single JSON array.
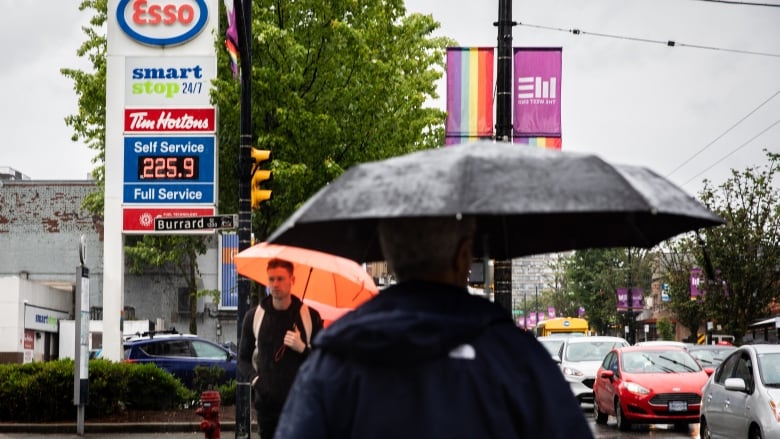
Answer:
[{"xmin": 0, "ymin": 421, "xmax": 256, "ymax": 438}]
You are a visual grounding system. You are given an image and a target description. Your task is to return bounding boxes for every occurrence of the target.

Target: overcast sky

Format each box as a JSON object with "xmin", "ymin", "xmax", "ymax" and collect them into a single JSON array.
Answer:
[{"xmin": 2, "ymin": 0, "xmax": 778, "ymax": 196}]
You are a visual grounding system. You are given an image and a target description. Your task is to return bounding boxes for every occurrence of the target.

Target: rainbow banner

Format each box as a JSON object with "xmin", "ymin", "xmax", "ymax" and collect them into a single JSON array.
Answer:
[
  {"xmin": 514, "ymin": 136, "xmax": 562, "ymax": 149},
  {"xmin": 513, "ymin": 48, "xmax": 562, "ymax": 142},
  {"xmin": 446, "ymin": 47, "xmax": 494, "ymax": 145}
]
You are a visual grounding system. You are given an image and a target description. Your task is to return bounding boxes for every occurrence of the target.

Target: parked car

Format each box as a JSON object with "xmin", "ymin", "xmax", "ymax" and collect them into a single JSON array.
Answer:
[
  {"xmin": 123, "ymin": 330, "xmax": 237, "ymax": 388},
  {"xmin": 634, "ymin": 340, "xmax": 690, "ymax": 349},
  {"xmin": 700, "ymin": 344, "xmax": 780, "ymax": 439},
  {"xmin": 556, "ymin": 336, "xmax": 630, "ymax": 404},
  {"xmin": 537, "ymin": 335, "xmax": 570, "ymax": 359},
  {"xmin": 687, "ymin": 344, "xmax": 737, "ymax": 369},
  {"xmin": 593, "ymin": 345, "xmax": 714, "ymax": 431}
]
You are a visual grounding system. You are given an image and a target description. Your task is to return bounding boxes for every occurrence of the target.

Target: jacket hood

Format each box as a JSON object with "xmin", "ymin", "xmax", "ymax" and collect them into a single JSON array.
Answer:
[{"xmin": 312, "ymin": 280, "xmax": 510, "ymax": 365}]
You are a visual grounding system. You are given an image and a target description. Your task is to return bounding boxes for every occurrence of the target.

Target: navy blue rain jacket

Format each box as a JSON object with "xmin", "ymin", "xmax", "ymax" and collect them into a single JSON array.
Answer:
[{"xmin": 275, "ymin": 280, "xmax": 593, "ymax": 439}]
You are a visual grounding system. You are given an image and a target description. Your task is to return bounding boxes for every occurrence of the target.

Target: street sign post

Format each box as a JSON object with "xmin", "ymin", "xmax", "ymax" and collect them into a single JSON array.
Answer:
[{"xmin": 154, "ymin": 214, "xmax": 238, "ymax": 231}]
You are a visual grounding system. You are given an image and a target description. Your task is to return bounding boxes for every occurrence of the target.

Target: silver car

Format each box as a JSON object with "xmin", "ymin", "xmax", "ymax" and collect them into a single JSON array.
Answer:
[
  {"xmin": 556, "ymin": 335, "xmax": 629, "ymax": 404},
  {"xmin": 701, "ymin": 344, "xmax": 780, "ymax": 439}
]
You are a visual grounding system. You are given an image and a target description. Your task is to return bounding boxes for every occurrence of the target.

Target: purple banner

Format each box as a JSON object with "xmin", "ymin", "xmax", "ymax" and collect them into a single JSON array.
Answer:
[
  {"xmin": 513, "ymin": 48, "xmax": 562, "ymax": 138},
  {"xmin": 578, "ymin": 306, "xmax": 585, "ymax": 317},
  {"xmin": 690, "ymin": 267, "xmax": 703, "ymax": 299},
  {"xmin": 548, "ymin": 307, "xmax": 556, "ymax": 318},
  {"xmin": 616, "ymin": 287, "xmax": 643, "ymax": 311}
]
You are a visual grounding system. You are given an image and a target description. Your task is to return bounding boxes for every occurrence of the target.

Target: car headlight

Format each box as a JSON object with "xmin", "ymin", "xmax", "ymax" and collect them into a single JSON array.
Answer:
[
  {"xmin": 770, "ymin": 399, "xmax": 780, "ymax": 422},
  {"xmin": 562, "ymin": 366, "xmax": 584, "ymax": 377},
  {"xmin": 622, "ymin": 381, "xmax": 650, "ymax": 395}
]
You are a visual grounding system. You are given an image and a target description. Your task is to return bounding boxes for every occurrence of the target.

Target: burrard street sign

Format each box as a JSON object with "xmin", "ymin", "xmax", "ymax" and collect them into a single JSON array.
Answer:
[{"xmin": 154, "ymin": 214, "xmax": 237, "ymax": 231}]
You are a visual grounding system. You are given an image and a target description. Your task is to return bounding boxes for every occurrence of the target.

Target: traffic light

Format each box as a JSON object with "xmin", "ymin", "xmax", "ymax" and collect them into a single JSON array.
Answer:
[{"xmin": 250, "ymin": 148, "xmax": 272, "ymax": 209}]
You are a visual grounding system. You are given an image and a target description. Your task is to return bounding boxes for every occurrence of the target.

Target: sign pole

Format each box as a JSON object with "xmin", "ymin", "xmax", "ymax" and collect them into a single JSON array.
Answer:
[{"xmin": 74, "ymin": 236, "xmax": 90, "ymax": 435}]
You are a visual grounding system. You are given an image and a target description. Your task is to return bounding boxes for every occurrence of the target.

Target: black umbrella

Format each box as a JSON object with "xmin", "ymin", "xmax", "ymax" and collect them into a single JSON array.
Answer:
[{"xmin": 267, "ymin": 142, "xmax": 723, "ymax": 262}]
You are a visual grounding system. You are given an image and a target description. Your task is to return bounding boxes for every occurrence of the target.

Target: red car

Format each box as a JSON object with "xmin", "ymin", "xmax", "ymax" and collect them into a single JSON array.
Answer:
[{"xmin": 593, "ymin": 345, "xmax": 714, "ymax": 431}]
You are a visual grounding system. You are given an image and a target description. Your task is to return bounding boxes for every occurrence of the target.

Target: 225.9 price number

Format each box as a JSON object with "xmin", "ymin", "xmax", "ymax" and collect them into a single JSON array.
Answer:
[{"xmin": 138, "ymin": 156, "xmax": 199, "ymax": 180}]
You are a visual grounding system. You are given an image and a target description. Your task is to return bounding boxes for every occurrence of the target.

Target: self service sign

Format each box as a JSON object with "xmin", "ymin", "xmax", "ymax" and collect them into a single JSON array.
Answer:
[{"xmin": 123, "ymin": 136, "xmax": 215, "ymax": 204}]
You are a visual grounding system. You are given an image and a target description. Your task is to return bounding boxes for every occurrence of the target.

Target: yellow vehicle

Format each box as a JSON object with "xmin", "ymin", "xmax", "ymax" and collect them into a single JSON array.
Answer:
[{"xmin": 536, "ymin": 317, "xmax": 589, "ymax": 337}]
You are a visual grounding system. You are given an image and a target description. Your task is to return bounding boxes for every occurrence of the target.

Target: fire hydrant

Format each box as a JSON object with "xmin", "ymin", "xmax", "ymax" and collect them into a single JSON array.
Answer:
[{"xmin": 195, "ymin": 390, "xmax": 221, "ymax": 439}]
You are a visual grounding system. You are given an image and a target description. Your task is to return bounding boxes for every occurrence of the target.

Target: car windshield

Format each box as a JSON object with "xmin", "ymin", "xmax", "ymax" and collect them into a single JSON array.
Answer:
[
  {"xmin": 539, "ymin": 339, "xmax": 565, "ymax": 356},
  {"xmin": 565, "ymin": 341, "xmax": 621, "ymax": 362},
  {"xmin": 622, "ymin": 350, "xmax": 701, "ymax": 373},
  {"xmin": 689, "ymin": 347, "xmax": 736, "ymax": 367},
  {"xmin": 758, "ymin": 353, "xmax": 780, "ymax": 387}
]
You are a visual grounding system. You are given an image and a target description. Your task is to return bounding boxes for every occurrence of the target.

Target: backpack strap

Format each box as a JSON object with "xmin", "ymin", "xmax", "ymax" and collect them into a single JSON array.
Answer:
[
  {"xmin": 299, "ymin": 303, "xmax": 313, "ymax": 348},
  {"xmin": 251, "ymin": 305, "xmax": 266, "ymax": 375},
  {"xmin": 252, "ymin": 305, "xmax": 265, "ymax": 339}
]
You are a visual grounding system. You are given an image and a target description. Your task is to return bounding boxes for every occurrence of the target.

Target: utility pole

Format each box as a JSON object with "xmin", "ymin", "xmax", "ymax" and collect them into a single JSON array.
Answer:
[
  {"xmin": 234, "ymin": 0, "xmax": 253, "ymax": 436},
  {"xmin": 492, "ymin": 0, "xmax": 517, "ymax": 314}
]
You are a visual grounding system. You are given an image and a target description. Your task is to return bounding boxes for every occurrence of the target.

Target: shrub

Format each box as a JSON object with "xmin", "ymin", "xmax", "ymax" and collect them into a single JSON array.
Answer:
[{"xmin": 0, "ymin": 359, "xmax": 193, "ymax": 422}]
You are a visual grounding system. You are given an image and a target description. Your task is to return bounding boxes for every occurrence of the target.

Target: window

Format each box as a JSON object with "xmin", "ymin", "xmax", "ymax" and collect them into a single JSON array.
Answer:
[{"xmin": 192, "ymin": 340, "xmax": 228, "ymax": 360}]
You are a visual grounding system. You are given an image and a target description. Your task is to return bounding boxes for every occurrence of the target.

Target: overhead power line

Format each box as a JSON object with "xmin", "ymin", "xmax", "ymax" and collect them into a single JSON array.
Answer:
[
  {"xmin": 690, "ymin": 0, "xmax": 780, "ymax": 7},
  {"xmin": 682, "ymin": 117, "xmax": 780, "ymax": 187},
  {"xmin": 666, "ymin": 89, "xmax": 780, "ymax": 178},
  {"xmin": 518, "ymin": 23, "xmax": 780, "ymax": 58}
]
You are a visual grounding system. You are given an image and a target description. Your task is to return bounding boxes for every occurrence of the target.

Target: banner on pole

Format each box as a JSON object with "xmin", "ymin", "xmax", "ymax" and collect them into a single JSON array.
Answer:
[
  {"xmin": 616, "ymin": 287, "xmax": 643, "ymax": 311},
  {"xmin": 445, "ymin": 47, "xmax": 494, "ymax": 145},
  {"xmin": 513, "ymin": 48, "xmax": 562, "ymax": 144}
]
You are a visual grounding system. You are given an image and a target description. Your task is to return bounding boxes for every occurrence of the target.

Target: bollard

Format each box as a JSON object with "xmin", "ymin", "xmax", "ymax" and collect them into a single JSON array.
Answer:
[{"xmin": 195, "ymin": 390, "xmax": 221, "ymax": 439}]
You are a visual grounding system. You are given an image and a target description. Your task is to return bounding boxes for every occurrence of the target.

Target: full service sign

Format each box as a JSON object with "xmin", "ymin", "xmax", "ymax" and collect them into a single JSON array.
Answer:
[
  {"xmin": 126, "ymin": 56, "xmax": 215, "ymax": 106},
  {"xmin": 117, "ymin": 0, "xmax": 209, "ymax": 46},
  {"xmin": 123, "ymin": 135, "xmax": 215, "ymax": 203}
]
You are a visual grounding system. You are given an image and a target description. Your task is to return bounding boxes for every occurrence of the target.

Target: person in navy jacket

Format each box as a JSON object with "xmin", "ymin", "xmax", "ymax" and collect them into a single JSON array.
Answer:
[{"xmin": 275, "ymin": 216, "xmax": 593, "ymax": 438}]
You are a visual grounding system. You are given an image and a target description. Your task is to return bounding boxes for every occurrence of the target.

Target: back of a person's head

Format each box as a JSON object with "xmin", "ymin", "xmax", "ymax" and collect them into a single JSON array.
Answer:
[{"xmin": 377, "ymin": 216, "xmax": 476, "ymax": 281}]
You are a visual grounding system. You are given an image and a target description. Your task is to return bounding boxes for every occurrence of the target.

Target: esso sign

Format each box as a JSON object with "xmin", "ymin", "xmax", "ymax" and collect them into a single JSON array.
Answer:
[{"xmin": 117, "ymin": 0, "xmax": 209, "ymax": 46}]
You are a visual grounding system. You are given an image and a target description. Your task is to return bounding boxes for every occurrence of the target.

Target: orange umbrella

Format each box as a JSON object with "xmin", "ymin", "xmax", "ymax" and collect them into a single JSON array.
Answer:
[
  {"xmin": 234, "ymin": 242, "xmax": 378, "ymax": 309},
  {"xmin": 302, "ymin": 299, "xmax": 352, "ymax": 328}
]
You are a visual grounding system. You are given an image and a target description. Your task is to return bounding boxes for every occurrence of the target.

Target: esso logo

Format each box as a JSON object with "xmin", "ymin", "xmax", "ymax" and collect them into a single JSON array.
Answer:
[{"xmin": 117, "ymin": 0, "xmax": 209, "ymax": 46}]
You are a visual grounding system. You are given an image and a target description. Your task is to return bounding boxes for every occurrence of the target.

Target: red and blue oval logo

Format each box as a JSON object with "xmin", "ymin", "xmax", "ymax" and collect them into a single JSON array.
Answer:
[{"xmin": 117, "ymin": 0, "xmax": 209, "ymax": 46}]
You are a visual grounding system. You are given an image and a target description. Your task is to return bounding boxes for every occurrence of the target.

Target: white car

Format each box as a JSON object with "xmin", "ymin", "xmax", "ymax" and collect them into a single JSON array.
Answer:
[
  {"xmin": 556, "ymin": 335, "xmax": 629, "ymax": 404},
  {"xmin": 700, "ymin": 344, "xmax": 780, "ymax": 439}
]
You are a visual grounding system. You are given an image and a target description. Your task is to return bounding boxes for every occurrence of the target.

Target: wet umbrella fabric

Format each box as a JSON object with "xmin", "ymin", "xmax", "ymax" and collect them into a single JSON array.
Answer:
[
  {"xmin": 234, "ymin": 242, "xmax": 378, "ymax": 309},
  {"xmin": 267, "ymin": 141, "xmax": 723, "ymax": 262}
]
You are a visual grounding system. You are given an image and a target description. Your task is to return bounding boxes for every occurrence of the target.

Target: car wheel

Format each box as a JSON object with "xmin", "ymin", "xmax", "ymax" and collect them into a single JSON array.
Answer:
[
  {"xmin": 594, "ymin": 401, "xmax": 608, "ymax": 425},
  {"xmin": 750, "ymin": 425, "xmax": 763, "ymax": 439},
  {"xmin": 700, "ymin": 418, "xmax": 712, "ymax": 439},
  {"xmin": 615, "ymin": 400, "xmax": 631, "ymax": 431}
]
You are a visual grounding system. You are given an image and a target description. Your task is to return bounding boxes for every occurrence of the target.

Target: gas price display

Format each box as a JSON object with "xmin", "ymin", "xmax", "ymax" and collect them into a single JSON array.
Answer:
[
  {"xmin": 138, "ymin": 156, "xmax": 199, "ymax": 180},
  {"xmin": 123, "ymin": 136, "xmax": 215, "ymax": 205}
]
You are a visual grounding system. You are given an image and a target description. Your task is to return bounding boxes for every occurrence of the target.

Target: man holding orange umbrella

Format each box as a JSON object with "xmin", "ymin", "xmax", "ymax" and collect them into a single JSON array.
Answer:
[{"xmin": 237, "ymin": 258, "xmax": 323, "ymax": 439}]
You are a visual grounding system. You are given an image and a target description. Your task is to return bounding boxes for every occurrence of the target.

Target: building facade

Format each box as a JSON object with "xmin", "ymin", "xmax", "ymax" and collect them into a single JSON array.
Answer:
[{"xmin": 0, "ymin": 175, "xmax": 230, "ymax": 363}]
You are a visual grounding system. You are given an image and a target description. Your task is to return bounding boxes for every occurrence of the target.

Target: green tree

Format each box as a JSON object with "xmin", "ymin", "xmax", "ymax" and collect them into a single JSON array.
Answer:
[
  {"xmin": 61, "ymin": 0, "xmax": 106, "ymax": 214},
  {"xmin": 63, "ymin": 1, "xmax": 449, "ymax": 328},
  {"xmin": 125, "ymin": 235, "xmax": 214, "ymax": 334},
  {"xmin": 566, "ymin": 248, "xmax": 653, "ymax": 338},
  {"xmin": 211, "ymin": 0, "xmax": 451, "ymax": 239},
  {"xmin": 694, "ymin": 150, "xmax": 780, "ymax": 343},
  {"xmin": 659, "ymin": 240, "xmax": 706, "ymax": 342},
  {"xmin": 546, "ymin": 254, "xmax": 579, "ymax": 318},
  {"xmin": 657, "ymin": 318, "xmax": 674, "ymax": 341}
]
